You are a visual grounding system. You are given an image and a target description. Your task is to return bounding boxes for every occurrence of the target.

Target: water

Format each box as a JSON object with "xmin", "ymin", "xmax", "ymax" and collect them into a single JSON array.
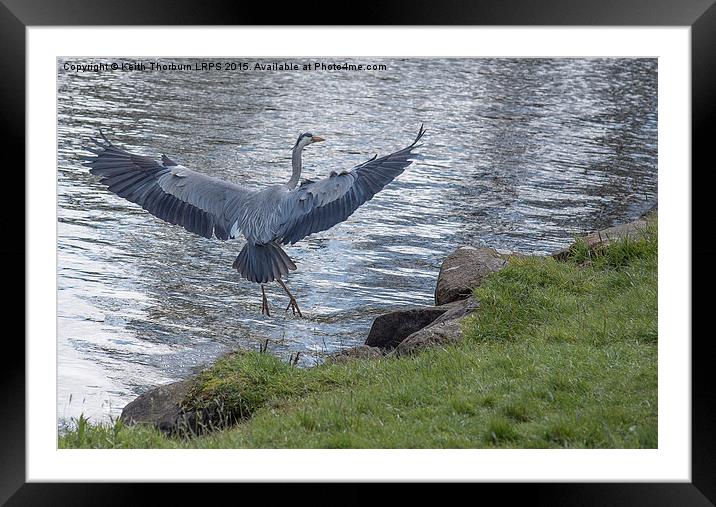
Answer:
[{"xmin": 57, "ymin": 58, "xmax": 657, "ymax": 424}]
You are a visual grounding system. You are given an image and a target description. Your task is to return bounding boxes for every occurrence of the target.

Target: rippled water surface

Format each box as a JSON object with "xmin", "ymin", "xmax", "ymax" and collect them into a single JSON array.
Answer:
[{"xmin": 57, "ymin": 58, "xmax": 657, "ymax": 423}]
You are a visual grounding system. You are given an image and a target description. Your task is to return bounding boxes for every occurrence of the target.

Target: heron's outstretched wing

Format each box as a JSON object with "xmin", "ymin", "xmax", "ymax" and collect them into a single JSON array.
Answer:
[
  {"xmin": 277, "ymin": 125, "xmax": 425, "ymax": 245},
  {"xmin": 82, "ymin": 132, "xmax": 253, "ymax": 240}
]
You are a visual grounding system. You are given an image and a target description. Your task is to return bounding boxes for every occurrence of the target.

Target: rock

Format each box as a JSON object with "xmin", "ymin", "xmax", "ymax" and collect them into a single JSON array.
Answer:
[
  {"xmin": 638, "ymin": 204, "xmax": 658, "ymax": 221},
  {"xmin": 391, "ymin": 296, "xmax": 478, "ymax": 356},
  {"xmin": 365, "ymin": 306, "xmax": 450, "ymax": 350},
  {"xmin": 431, "ymin": 295, "xmax": 479, "ymax": 324},
  {"xmin": 326, "ymin": 345, "xmax": 384, "ymax": 363},
  {"xmin": 120, "ymin": 380, "xmax": 194, "ymax": 435},
  {"xmin": 394, "ymin": 319, "xmax": 465, "ymax": 357},
  {"xmin": 364, "ymin": 295, "xmax": 480, "ymax": 353},
  {"xmin": 435, "ymin": 247, "xmax": 507, "ymax": 305},
  {"xmin": 553, "ymin": 215, "xmax": 654, "ymax": 261}
]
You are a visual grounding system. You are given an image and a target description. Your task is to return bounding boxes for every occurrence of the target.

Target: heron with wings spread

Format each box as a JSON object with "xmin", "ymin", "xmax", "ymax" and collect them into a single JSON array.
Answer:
[{"xmin": 83, "ymin": 124, "xmax": 426, "ymax": 317}]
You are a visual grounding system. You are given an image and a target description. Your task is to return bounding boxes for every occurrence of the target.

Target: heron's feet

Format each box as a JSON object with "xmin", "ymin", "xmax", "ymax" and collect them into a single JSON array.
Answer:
[
  {"xmin": 285, "ymin": 296, "xmax": 303, "ymax": 318},
  {"xmin": 261, "ymin": 285, "xmax": 271, "ymax": 317},
  {"xmin": 276, "ymin": 279, "xmax": 303, "ymax": 318}
]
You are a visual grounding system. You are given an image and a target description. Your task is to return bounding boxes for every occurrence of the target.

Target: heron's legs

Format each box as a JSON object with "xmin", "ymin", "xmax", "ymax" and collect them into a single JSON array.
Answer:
[
  {"xmin": 276, "ymin": 279, "xmax": 303, "ymax": 318},
  {"xmin": 261, "ymin": 284, "xmax": 271, "ymax": 317}
]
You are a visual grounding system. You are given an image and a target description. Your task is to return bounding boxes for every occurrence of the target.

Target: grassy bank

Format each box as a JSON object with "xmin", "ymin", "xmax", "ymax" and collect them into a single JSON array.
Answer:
[{"xmin": 60, "ymin": 218, "xmax": 657, "ymax": 449}]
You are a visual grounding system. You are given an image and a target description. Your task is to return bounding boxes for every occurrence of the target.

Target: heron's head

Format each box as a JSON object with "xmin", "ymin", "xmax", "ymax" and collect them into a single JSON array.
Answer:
[{"xmin": 293, "ymin": 132, "xmax": 325, "ymax": 150}]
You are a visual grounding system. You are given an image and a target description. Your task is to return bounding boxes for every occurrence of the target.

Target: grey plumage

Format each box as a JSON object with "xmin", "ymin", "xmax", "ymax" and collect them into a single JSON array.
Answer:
[
  {"xmin": 233, "ymin": 242, "xmax": 297, "ymax": 284},
  {"xmin": 83, "ymin": 125, "xmax": 426, "ymax": 290}
]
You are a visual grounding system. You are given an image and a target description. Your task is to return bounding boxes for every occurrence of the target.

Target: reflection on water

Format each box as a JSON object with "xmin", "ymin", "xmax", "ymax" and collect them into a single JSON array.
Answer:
[{"xmin": 57, "ymin": 58, "xmax": 657, "ymax": 423}]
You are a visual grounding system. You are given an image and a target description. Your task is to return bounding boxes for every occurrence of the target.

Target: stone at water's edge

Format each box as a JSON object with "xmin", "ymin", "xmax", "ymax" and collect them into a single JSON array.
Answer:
[
  {"xmin": 326, "ymin": 345, "xmax": 384, "ymax": 363},
  {"xmin": 434, "ymin": 247, "xmax": 507, "ymax": 306},
  {"xmin": 120, "ymin": 380, "xmax": 192, "ymax": 434},
  {"xmin": 364, "ymin": 306, "xmax": 451, "ymax": 350},
  {"xmin": 394, "ymin": 319, "xmax": 464, "ymax": 357},
  {"xmin": 431, "ymin": 295, "xmax": 479, "ymax": 325},
  {"xmin": 392, "ymin": 296, "xmax": 478, "ymax": 356},
  {"xmin": 552, "ymin": 212, "xmax": 655, "ymax": 261}
]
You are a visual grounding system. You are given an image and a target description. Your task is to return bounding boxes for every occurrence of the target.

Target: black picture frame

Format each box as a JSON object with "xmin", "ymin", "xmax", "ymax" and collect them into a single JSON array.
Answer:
[{"xmin": 4, "ymin": 0, "xmax": 712, "ymax": 504}]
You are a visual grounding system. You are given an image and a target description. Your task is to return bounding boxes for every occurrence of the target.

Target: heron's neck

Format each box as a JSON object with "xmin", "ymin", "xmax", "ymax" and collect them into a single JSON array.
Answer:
[{"xmin": 288, "ymin": 147, "xmax": 302, "ymax": 189}]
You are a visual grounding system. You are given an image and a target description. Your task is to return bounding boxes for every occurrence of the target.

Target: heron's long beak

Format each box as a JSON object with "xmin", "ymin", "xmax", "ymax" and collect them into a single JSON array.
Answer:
[{"xmin": 312, "ymin": 136, "xmax": 325, "ymax": 142}]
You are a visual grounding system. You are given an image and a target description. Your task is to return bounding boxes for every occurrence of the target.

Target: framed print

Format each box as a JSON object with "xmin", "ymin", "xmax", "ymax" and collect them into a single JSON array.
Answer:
[{"xmin": 5, "ymin": 0, "xmax": 714, "ymax": 504}]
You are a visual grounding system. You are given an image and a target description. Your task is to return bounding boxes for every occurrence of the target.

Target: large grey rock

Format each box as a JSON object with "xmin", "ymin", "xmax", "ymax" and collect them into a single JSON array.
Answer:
[
  {"xmin": 326, "ymin": 345, "xmax": 384, "ymax": 363},
  {"xmin": 120, "ymin": 380, "xmax": 193, "ymax": 434},
  {"xmin": 435, "ymin": 247, "xmax": 507, "ymax": 305},
  {"xmin": 365, "ymin": 306, "xmax": 450, "ymax": 350}
]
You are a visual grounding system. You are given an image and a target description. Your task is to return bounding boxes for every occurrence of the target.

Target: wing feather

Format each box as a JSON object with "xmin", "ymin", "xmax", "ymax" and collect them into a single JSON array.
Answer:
[{"xmin": 83, "ymin": 131, "xmax": 253, "ymax": 240}]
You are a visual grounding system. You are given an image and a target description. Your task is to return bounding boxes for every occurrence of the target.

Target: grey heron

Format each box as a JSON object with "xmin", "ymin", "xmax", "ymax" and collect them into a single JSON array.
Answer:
[{"xmin": 83, "ymin": 124, "xmax": 426, "ymax": 317}]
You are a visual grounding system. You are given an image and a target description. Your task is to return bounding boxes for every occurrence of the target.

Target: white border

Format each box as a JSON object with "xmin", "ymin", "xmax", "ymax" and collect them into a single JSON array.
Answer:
[{"xmin": 28, "ymin": 27, "xmax": 690, "ymax": 482}]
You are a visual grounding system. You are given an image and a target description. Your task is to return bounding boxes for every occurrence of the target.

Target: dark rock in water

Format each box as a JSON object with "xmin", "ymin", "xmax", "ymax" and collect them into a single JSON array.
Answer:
[
  {"xmin": 435, "ymin": 247, "xmax": 507, "ymax": 305},
  {"xmin": 326, "ymin": 345, "xmax": 384, "ymax": 363},
  {"xmin": 365, "ymin": 306, "xmax": 449, "ymax": 350},
  {"xmin": 552, "ymin": 214, "xmax": 654, "ymax": 261},
  {"xmin": 120, "ymin": 380, "xmax": 192, "ymax": 435}
]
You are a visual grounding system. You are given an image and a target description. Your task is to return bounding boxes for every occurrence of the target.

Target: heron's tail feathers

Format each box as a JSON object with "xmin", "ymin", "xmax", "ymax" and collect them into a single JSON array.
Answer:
[{"xmin": 233, "ymin": 242, "xmax": 297, "ymax": 284}]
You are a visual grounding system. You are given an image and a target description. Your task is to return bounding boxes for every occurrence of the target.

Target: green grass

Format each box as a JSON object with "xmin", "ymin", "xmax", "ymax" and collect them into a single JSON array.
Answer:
[{"xmin": 59, "ymin": 218, "xmax": 657, "ymax": 449}]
